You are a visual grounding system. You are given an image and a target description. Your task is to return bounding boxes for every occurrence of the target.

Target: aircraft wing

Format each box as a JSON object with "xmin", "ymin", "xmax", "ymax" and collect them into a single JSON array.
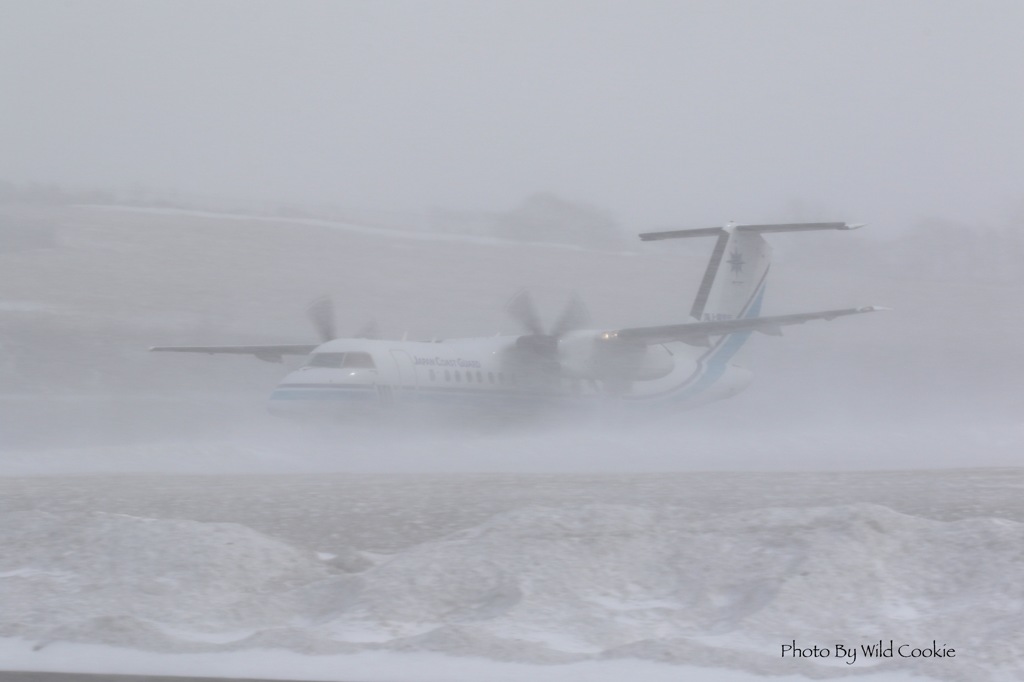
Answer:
[
  {"xmin": 607, "ymin": 306, "xmax": 886, "ymax": 347},
  {"xmin": 149, "ymin": 344, "xmax": 318, "ymax": 363}
]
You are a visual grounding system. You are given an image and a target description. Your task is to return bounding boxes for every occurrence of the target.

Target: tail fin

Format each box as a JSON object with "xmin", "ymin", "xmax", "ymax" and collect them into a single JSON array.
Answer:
[{"xmin": 639, "ymin": 222, "xmax": 861, "ymax": 322}]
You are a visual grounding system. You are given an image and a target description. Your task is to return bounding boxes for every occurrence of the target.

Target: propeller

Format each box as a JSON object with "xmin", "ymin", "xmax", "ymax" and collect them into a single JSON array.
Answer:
[
  {"xmin": 353, "ymin": 320, "xmax": 380, "ymax": 340},
  {"xmin": 504, "ymin": 291, "xmax": 591, "ymax": 381},
  {"xmin": 505, "ymin": 291, "xmax": 591, "ymax": 338},
  {"xmin": 505, "ymin": 290, "xmax": 649, "ymax": 395},
  {"xmin": 306, "ymin": 296, "xmax": 380, "ymax": 342},
  {"xmin": 307, "ymin": 296, "xmax": 337, "ymax": 343},
  {"xmin": 505, "ymin": 290, "xmax": 545, "ymax": 336},
  {"xmin": 551, "ymin": 294, "xmax": 591, "ymax": 338}
]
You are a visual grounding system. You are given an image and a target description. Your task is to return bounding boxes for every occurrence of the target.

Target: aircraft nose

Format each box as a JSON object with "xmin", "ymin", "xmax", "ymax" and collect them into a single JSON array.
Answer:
[{"xmin": 267, "ymin": 367, "xmax": 381, "ymax": 418}]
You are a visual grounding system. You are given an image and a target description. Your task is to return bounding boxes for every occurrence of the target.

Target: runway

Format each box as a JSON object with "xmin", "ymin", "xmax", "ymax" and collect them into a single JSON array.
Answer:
[{"xmin": 2, "ymin": 469, "xmax": 1021, "ymax": 554}]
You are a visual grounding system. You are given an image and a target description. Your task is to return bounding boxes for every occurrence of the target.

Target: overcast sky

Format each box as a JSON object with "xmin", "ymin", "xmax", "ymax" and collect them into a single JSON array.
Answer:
[{"xmin": 3, "ymin": 1, "xmax": 1023, "ymax": 232}]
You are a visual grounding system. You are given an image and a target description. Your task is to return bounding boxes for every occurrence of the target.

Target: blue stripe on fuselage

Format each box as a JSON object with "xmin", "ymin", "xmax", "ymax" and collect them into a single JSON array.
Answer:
[{"xmin": 269, "ymin": 384, "xmax": 581, "ymax": 408}]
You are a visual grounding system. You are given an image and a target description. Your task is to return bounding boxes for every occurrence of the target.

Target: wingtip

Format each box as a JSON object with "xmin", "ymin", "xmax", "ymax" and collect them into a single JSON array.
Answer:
[
  {"xmin": 858, "ymin": 305, "xmax": 891, "ymax": 312},
  {"xmin": 844, "ymin": 222, "xmax": 866, "ymax": 230}
]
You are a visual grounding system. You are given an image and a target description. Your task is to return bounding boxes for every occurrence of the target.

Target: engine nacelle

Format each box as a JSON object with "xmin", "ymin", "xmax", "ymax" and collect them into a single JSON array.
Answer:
[{"xmin": 558, "ymin": 330, "xmax": 674, "ymax": 382}]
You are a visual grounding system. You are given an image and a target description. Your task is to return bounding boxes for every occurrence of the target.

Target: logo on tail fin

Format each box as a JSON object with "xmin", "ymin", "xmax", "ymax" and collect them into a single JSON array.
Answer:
[{"xmin": 727, "ymin": 250, "xmax": 745, "ymax": 274}]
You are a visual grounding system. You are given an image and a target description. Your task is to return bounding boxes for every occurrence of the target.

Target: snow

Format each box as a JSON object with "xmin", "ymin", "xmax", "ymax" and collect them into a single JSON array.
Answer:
[
  {"xmin": 0, "ymin": 500, "xmax": 1018, "ymax": 680},
  {"xmin": 0, "ymin": 638, "xmax": 941, "ymax": 682},
  {"xmin": 5, "ymin": 411, "xmax": 1024, "ymax": 477},
  {"xmin": 1, "ymin": 205, "xmax": 1021, "ymax": 681}
]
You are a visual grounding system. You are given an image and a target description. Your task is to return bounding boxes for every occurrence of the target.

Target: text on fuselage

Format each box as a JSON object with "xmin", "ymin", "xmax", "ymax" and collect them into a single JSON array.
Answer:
[{"xmin": 414, "ymin": 356, "xmax": 482, "ymax": 369}]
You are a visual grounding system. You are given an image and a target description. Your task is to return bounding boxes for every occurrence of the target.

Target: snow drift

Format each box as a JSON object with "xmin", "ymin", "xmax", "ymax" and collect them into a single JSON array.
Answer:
[{"xmin": 1, "ymin": 504, "xmax": 1018, "ymax": 680}]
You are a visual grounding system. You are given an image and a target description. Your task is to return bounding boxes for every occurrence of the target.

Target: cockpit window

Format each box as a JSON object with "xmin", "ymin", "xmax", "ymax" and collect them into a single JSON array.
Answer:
[
  {"xmin": 308, "ymin": 352, "xmax": 346, "ymax": 368},
  {"xmin": 342, "ymin": 352, "xmax": 375, "ymax": 369}
]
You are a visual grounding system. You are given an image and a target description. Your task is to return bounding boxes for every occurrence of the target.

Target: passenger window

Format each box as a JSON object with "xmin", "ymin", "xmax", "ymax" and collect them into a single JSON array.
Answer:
[
  {"xmin": 488, "ymin": 372, "xmax": 494, "ymax": 384},
  {"xmin": 342, "ymin": 352, "xmax": 376, "ymax": 369},
  {"xmin": 429, "ymin": 369, "xmax": 436, "ymax": 381},
  {"xmin": 308, "ymin": 353, "xmax": 345, "ymax": 368},
  {"xmin": 444, "ymin": 370, "xmax": 450, "ymax": 382},
  {"xmin": 476, "ymin": 371, "xmax": 482, "ymax": 382},
  {"xmin": 455, "ymin": 371, "xmax": 461, "ymax": 382}
]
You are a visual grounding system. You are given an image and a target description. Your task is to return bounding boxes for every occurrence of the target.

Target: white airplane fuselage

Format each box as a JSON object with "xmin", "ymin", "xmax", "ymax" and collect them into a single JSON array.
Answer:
[{"xmin": 268, "ymin": 333, "xmax": 753, "ymax": 419}]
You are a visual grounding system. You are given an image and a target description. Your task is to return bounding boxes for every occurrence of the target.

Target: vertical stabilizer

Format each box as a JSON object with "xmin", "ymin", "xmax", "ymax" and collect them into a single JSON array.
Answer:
[
  {"xmin": 695, "ymin": 227, "xmax": 771, "ymax": 322},
  {"xmin": 639, "ymin": 222, "xmax": 861, "ymax": 323}
]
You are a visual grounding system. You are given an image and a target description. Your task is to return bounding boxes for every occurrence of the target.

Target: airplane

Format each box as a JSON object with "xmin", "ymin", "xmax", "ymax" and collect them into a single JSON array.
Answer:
[{"xmin": 150, "ymin": 222, "xmax": 884, "ymax": 420}]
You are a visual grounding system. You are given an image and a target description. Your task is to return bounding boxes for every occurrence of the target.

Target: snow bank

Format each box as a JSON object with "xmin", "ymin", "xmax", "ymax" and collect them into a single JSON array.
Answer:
[
  {"xmin": 0, "ymin": 511, "xmax": 335, "ymax": 646},
  {"xmin": 1, "ymin": 505, "xmax": 1018, "ymax": 680},
  {"xmin": 0, "ymin": 638, "xmax": 941, "ymax": 682}
]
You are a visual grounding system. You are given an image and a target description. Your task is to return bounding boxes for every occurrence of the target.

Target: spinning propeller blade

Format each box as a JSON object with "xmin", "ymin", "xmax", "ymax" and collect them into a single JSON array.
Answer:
[
  {"xmin": 505, "ymin": 290, "xmax": 545, "ymax": 336},
  {"xmin": 354, "ymin": 320, "xmax": 381, "ymax": 340},
  {"xmin": 551, "ymin": 294, "xmax": 591, "ymax": 337},
  {"xmin": 505, "ymin": 290, "xmax": 590, "ymax": 338},
  {"xmin": 504, "ymin": 291, "xmax": 593, "ymax": 383},
  {"xmin": 306, "ymin": 296, "xmax": 337, "ymax": 342}
]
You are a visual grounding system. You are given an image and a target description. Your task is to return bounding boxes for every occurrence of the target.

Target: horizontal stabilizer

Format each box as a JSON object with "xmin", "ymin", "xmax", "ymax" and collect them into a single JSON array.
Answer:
[
  {"xmin": 639, "ymin": 222, "xmax": 862, "ymax": 241},
  {"xmin": 149, "ymin": 344, "xmax": 317, "ymax": 363},
  {"xmin": 736, "ymin": 222, "xmax": 863, "ymax": 234},
  {"xmin": 639, "ymin": 227, "xmax": 724, "ymax": 241},
  {"xmin": 605, "ymin": 306, "xmax": 885, "ymax": 347}
]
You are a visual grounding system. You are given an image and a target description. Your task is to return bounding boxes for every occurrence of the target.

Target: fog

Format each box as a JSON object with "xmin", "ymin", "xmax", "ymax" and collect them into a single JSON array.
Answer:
[
  {"xmin": 1, "ymin": 202, "xmax": 1020, "ymax": 473},
  {"xmin": 3, "ymin": 1, "xmax": 1024, "ymax": 231},
  {"xmin": 2, "ymin": 3, "xmax": 1023, "ymax": 681}
]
